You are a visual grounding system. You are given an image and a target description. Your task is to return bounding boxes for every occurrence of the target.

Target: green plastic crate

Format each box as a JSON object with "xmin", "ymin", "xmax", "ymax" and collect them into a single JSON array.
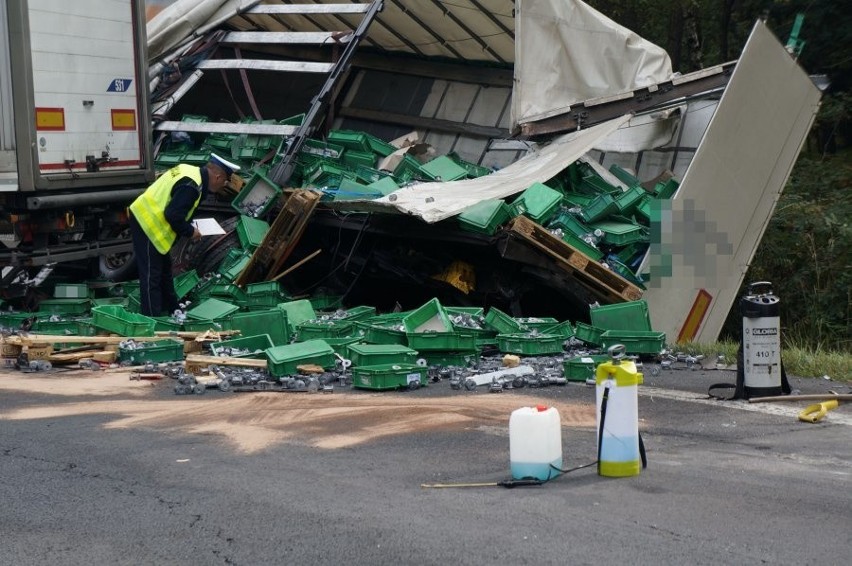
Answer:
[
  {"xmin": 406, "ymin": 331, "xmax": 477, "ymax": 352},
  {"xmin": 580, "ymin": 193, "xmax": 618, "ymax": 223},
  {"xmin": 548, "ymin": 210, "xmax": 592, "ymax": 238},
  {"xmin": 608, "ymin": 164, "xmax": 641, "ymax": 187},
  {"xmin": 308, "ymin": 294, "xmax": 344, "ymax": 311},
  {"xmin": 561, "ymin": 231, "xmax": 604, "ymax": 261},
  {"xmin": 37, "ymin": 298, "xmax": 90, "ymax": 316},
  {"xmin": 324, "ymin": 336, "xmax": 362, "ymax": 357},
  {"xmin": 296, "ymin": 320, "xmax": 356, "ymax": 341},
  {"xmin": 393, "ymin": 154, "xmax": 436, "ymax": 183},
  {"xmin": 153, "ymin": 316, "xmax": 183, "ymax": 332},
  {"xmin": 446, "ymin": 152, "xmax": 491, "ymax": 178},
  {"xmin": 614, "ymin": 186, "xmax": 647, "ymax": 215},
  {"xmin": 91, "ymin": 305, "xmax": 156, "ymax": 336},
  {"xmin": 600, "ymin": 330, "xmax": 666, "ymax": 355},
  {"xmin": 422, "ymin": 351, "xmax": 478, "ymax": 367},
  {"xmin": 277, "ymin": 299, "xmax": 317, "ymax": 333},
  {"xmin": 327, "ymin": 130, "xmax": 371, "ymax": 152},
  {"xmin": 562, "ymin": 193, "xmax": 595, "ymax": 208},
  {"xmin": 91, "ymin": 297, "xmax": 129, "ymax": 308},
  {"xmin": 0, "ymin": 312, "xmax": 35, "ymax": 328},
  {"xmin": 589, "ymin": 300, "xmax": 652, "ymax": 332},
  {"xmin": 32, "ymin": 318, "xmax": 81, "ymax": 335},
  {"xmin": 218, "ymin": 252, "xmax": 251, "ymax": 282},
  {"xmin": 203, "ymin": 283, "xmax": 248, "ymax": 305},
  {"xmin": 403, "ymin": 299, "xmax": 452, "ymax": 334},
  {"xmin": 347, "ymin": 344, "xmax": 419, "ymax": 367},
  {"xmin": 589, "ymin": 220, "xmax": 647, "ymax": 246},
  {"xmin": 563, "ymin": 354, "xmax": 611, "ymax": 382},
  {"xmin": 236, "ymin": 215, "xmax": 270, "ymax": 251},
  {"xmin": 341, "ymin": 150, "xmax": 377, "ymax": 170},
  {"xmin": 634, "ymin": 194, "xmax": 653, "ymax": 225},
  {"xmin": 579, "ymin": 174, "xmax": 619, "ymax": 195},
  {"xmin": 230, "ymin": 309, "xmax": 290, "ymax": 346},
  {"xmin": 182, "ymin": 318, "xmax": 232, "ymax": 332},
  {"xmin": 265, "ymin": 339, "xmax": 336, "ymax": 378},
  {"xmin": 351, "ymin": 363, "xmax": 428, "ymax": 391},
  {"xmin": 365, "ymin": 135, "xmax": 398, "ymax": 157},
  {"xmin": 654, "ymin": 178, "xmax": 679, "ymax": 199},
  {"xmin": 187, "ymin": 298, "xmax": 240, "ymax": 321},
  {"xmin": 355, "ymin": 319, "xmax": 408, "ymax": 346},
  {"xmin": 244, "ymin": 281, "xmax": 283, "ymax": 310},
  {"xmin": 514, "ymin": 317, "xmax": 559, "ymax": 332},
  {"xmin": 118, "ymin": 338, "xmax": 184, "ymax": 364},
  {"xmin": 541, "ymin": 320, "xmax": 575, "ymax": 339},
  {"xmin": 231, "ymin": 172, "xmax": 282, "ymax": 218},
  {"xmin": 210, "ymin": 334, "xmax": 274, "ymax": 359},
  {"xmin": 173, "ymin": 270, "xmax": 199, "ymax": 300},
  {"xmin": 483, "ymin": 307, "xmax": 527, "ymax": 334},
  {"xmin": 573, "ymin": 321, "xmax": 605, "ymax": 346},
  {"xmin": 458, "ymin": 199, "xmax": 511, "ymax": 236},
  {"xmin": 496, "ymin": 333, "xmax": 564, "ymax": 355},
  {"xmin": 512, "ymin": 183, "xmax": 563, "ymax": 224},
  {"xmin": 420, "ymin": 155, "xmax": 468, "ymax": 181}
]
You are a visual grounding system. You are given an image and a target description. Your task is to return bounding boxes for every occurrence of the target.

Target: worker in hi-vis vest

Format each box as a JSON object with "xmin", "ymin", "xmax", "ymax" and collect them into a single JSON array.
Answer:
[{"xmin": 128, "ymin": 153, "xmax": 240, "ymax": 316}]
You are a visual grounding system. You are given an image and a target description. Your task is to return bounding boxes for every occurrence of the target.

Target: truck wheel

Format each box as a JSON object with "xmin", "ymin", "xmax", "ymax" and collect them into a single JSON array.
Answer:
[
  {"xmin": 98, "ymin": 226, "xmax": 137, "ymax": 281},
  {"xmin": 172, "ymin": 216, "xmax": 240, "ymax": 275}
]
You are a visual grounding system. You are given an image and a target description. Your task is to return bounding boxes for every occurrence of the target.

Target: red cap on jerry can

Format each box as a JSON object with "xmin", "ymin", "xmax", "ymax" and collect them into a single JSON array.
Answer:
[{"xmin": 536, "ymin": 405, "xmax": 548, "ymax": 412}]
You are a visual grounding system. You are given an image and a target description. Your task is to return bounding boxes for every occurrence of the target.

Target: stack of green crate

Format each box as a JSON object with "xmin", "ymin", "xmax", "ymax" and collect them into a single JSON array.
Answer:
[{"xmin": 244, "ymin": 281, "xmax": 285, "ymax": 311}]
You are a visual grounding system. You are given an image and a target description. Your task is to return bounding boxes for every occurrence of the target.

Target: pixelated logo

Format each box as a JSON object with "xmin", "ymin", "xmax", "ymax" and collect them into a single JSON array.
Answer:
[{"xmin": 649, "ymin": 198, "xmax": 733, "ymax": 288}]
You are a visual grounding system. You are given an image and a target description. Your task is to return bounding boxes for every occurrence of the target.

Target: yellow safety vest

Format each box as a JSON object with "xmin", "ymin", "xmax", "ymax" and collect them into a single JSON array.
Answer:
[{"xmin": 129, "ymin": 164, "xmax": 203, "ymax": 254}]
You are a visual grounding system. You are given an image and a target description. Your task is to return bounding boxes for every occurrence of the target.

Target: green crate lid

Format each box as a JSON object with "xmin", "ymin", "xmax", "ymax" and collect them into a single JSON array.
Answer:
[
  {"xmin": 420, "ymin": 155, "xmax": 468, "ymax": 182},
  {"xmin": 513, "ymin": 182, "xmax": 563, "ymax": 224},
  {"xmin": 187, "ymin": 298, "xmax": 240, "ymax": 321},
  {"xmin": 366, "ymin": 175, "xmax": 400, "ymax": 196},
  {"xmin": 277, "ymin": 299, "xmax": 317, "ymax": 333},
  {"xmin": 266, "ymin": 339, "xmax": 335, "ymax": 368},
  {"xmin": 458, "ymin": 199, "xmax": 511, "ymax": 235}
]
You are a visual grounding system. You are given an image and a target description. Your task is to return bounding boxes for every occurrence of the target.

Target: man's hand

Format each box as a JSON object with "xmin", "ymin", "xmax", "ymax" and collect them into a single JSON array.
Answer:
[{"xmin": 192, "ymin": 227, "xmax": 202, "ymax": 240}]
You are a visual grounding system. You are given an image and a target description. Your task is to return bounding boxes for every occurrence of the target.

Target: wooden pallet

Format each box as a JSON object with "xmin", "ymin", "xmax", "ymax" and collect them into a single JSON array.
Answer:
[
  {"xmin": 235, "ymin": 189, "xmax": 321, "ymax": 286},
  {"xmin": 507, "ymin": 216, "xmax": 643, "ymax": 303}
]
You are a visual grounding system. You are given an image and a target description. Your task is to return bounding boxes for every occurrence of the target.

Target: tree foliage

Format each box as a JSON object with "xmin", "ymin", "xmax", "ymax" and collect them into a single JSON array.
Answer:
[{"xmin": 587, "ymin": 0, "xmax": 851, "ymax": 349}]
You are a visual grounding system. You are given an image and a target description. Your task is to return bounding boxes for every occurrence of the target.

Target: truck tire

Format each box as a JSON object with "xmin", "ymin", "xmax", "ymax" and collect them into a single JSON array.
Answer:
[
  {"xmin": 171, "ymin": 216, "xmax": 240, "ymax": 275},
  {"xmin": 98, "ymin": 226, "xmax": 137, "ymax": 281}
]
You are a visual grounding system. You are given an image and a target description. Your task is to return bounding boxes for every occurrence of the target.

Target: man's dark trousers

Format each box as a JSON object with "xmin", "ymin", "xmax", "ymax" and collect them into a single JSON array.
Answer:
[{"xmin": 129, "ymin": 214, "xmax": 179, "ymax": 317}]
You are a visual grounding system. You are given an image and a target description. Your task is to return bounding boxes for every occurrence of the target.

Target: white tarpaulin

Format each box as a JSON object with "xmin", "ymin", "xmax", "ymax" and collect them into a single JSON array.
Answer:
[
  {"xmin": 332, "ymin": 115, "xmax": 631, "ymax": 223},
  {"xmin": 148, "ymin": 0, "xmax": 258, "ymax": 63},
  {"xmin": 512, "ymin": 0, "xmax": 672, "ymax": 128}
]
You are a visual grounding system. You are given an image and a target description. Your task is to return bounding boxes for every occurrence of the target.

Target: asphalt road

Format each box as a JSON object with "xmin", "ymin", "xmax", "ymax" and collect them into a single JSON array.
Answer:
[{"xmin": 1, "ymin": 364, "xmax": 849, "ymax": 566}]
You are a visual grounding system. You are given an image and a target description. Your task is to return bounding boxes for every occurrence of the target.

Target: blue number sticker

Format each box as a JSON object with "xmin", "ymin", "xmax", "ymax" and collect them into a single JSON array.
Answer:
[{"xmin": 107, "ymin": 79, "xmax": 133, "ymax": 92}]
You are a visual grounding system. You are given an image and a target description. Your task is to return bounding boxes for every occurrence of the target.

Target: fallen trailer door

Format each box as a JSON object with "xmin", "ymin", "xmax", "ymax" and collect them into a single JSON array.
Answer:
[{"xmin": 641, "ymin": 20, "xmax": 821, "ymax": 343}]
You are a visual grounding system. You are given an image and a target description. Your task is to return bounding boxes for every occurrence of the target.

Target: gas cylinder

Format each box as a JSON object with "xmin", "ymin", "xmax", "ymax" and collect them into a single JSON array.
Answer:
[
  {"xmin": 741, "ymin": 281, "xmax": 783, "ymax": 397},
  {"xmin": 595, "ymin": 345, "xmax": 643, "ymax": 477}
]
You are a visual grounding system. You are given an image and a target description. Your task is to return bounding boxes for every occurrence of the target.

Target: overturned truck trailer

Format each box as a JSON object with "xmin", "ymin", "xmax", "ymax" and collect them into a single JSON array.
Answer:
[{"xmin": 148, "ymin": 0, "xmax": 821, "ymax": 343}]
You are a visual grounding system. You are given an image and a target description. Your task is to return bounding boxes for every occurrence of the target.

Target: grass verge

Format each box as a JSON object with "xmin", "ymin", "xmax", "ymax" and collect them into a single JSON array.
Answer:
[{"xmin": 675, "ymin": 341, "xmax": 851, "ymax": 382}]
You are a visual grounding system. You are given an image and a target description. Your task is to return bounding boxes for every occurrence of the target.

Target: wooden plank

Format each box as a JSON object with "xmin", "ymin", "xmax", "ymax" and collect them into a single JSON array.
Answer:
[
  {"xmin": 507, "ymin": 216, "xmax": 643, "ymax": 302},
  {"xmin": 3, "ymin": 335, "xmax": 165, "ymax": 346},
  {"xmin": 197, "ymin": 60, "xmax": 334, "ymax": 73},
  {"xmin": 235, "ymin": 190, "xmax": 321, "ymax": 285},
  {"xmin": 154, "ymin": 330, "xmax": 239, "ymax": 339},
  {"xmin": 49, "ymin": 351, "xmax": 106, "ymax": 364}
]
